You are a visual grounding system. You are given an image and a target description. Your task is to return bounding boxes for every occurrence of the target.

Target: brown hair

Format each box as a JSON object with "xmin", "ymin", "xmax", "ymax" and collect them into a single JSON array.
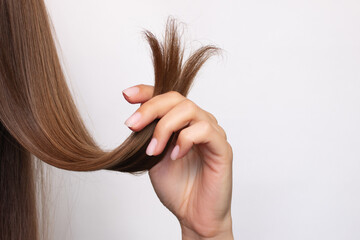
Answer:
[{"xmin": 0, "ymin": 0, "xmax": 219, "ymax": 239}]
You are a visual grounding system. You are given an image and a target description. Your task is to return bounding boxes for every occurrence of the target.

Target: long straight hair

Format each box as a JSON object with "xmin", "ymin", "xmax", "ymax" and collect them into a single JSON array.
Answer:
[{"xmin": 0, "ymin": 0, "xmax": 219, "ymax": 239}]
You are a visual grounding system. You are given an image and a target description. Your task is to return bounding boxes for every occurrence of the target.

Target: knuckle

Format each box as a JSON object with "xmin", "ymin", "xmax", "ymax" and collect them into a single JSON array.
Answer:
[
  {"xmin": 139, "ymin": 101, "xmax": 151, "ymax": 114},
  {"xmin": 156, "ymin": 118, "xmax": 172, "ymax": 135},
  {"xmin": 218, "ymin": 125, "xmax": 227, "ymax": 140},
  {"xmin": 207, "ymin": 111, "xmax": 218, "ymax": 123},
  {"xmin": 178, "ymin": 129, "xmax": 192, "ymax": 143},
  {"xmin": 181, "ymin": 99, "xmax": 197, "ymax": 115},
  {"xmin": 198, "ymin": 120, "xmax": 212, "ymax": 135},
  {"xmin": 140, "ymin": 94, "xmax": 158, "ymax": 112},
  {"xmin": 167, "ymin": 90, "xmax": 183, "ymax": 99}
]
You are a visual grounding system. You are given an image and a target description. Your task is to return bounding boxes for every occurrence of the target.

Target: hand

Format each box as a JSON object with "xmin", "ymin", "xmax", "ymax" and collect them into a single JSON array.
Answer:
[{"xmin": 123, "ymin": 84, "xmax": 234, "ymax": 239}]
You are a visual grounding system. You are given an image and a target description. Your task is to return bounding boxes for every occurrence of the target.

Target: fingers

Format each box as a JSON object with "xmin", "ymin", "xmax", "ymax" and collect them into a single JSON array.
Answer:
[
  {"xmin": 124, "ymin": 91, "xmax": 185, "ymax": 130},
  {"xmin": 170, "ymin": 120, "xmax": 231, "ymax": 162},
  {"xmin": 145, "ymin": 99, "xmax": 213, "ymax": 156},
  {"xmin": 122, "ymin": 85, "xmax": 229, "ymax": 163},
  {"xmin": 122, "ymin": 84, "xmax": 154, "ymax": 104}
]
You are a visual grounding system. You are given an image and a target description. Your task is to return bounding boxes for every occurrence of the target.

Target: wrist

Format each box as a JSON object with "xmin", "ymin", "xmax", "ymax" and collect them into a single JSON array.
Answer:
[{"xmin": 180, "ymin": 216, "xmax": 234, "ymax": 240}]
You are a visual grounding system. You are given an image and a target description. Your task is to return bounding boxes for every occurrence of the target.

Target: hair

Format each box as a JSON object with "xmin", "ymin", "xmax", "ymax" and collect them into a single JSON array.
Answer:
[{"xmin": 0, "ymin": 0, "xmax": 219, "ymax": 239}]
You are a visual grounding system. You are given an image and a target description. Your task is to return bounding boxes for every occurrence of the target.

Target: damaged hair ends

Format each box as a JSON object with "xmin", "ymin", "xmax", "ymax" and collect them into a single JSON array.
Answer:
[{"xmin": 0, "ymin": 0, "xmax": 219, "ymax": 239}]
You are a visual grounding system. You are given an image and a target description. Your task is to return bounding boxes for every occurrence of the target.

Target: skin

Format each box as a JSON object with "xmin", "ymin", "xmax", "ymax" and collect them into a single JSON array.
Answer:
[{"xmin": 122, "ymin": 84, "xmax": 234, "ymax": 240}]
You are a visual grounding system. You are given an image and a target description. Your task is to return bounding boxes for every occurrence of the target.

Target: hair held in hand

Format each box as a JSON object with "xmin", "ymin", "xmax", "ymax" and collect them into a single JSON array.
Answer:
[{"xmin": 0, "ymin": 0, "xmax": 219, "ymax": 239}]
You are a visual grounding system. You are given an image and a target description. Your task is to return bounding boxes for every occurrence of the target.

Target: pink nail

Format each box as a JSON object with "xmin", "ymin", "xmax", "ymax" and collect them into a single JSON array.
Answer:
[
  {"xmin": 146, "ymin": 138, "xmax": 157, "ymax": 156},
  {"xmin": 170, "ymin": 145, "xmax": 180, "ymax": 160},
  {"xmin": 122, "ymin": 86, "xmax": 139, "ymax": 98},
  {"xmin": 124, "ymin": 112, "xmax": 141, "ymax": 127}
]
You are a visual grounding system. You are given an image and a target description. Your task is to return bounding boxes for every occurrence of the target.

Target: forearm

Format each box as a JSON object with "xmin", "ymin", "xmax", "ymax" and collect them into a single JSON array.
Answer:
[
  {"xmin": 180, "ymin": 217, "xmax": 234, "ymax": 240},
  {"xmin": 182, "ymin": 229, "xmax": 234, "ymax": 240}
]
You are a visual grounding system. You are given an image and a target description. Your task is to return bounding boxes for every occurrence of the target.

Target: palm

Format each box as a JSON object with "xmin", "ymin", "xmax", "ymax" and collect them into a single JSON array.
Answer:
[{"xmin": 149, "ymin": 143, "xmax": 233, "ymax": 235}]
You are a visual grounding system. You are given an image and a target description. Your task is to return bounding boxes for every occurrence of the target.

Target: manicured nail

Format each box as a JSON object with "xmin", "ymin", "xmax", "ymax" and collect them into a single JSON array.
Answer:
[
  {"xmin": 170, "ymin": 145, "xmax": 180, "ymax": 160},
  {"xmin": 124, "ymin": 112, "xmax": 141, "ymax": 127},
  {"xmin": 122, "ymin": 86, "xmax": 139, "ymax": 98},
  {"xmin": 146, "ymin": 138, "xmax": 157, "ymax": 156}
]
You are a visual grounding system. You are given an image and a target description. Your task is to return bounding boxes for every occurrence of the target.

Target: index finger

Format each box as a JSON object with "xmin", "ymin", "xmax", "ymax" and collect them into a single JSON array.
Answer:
[{"xmin": 122, "ymin": 84, "xmax": 154, "ymax": 104}]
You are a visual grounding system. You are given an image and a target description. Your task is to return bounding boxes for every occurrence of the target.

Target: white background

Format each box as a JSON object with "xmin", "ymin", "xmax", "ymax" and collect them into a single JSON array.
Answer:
[{"xmin": 43, "ymin": 0, "xmax": 360, "ymax": 239}]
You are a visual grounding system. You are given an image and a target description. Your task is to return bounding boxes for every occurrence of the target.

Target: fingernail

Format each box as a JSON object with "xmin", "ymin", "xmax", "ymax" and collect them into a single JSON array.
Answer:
[
  {"xmin": 146, "ymin": 138, "xmax": 157, "ymax": 156},
  {"xmin": 124, "ymin": 112, "xmax": 141, "ymax": 127},
  {"xmin": 170, "ymin": 145, "xmax": 180, "ymax": 160},
  {"xmin": 122, "ymin": 86, "xmax": 139, "ymax": 98}
]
